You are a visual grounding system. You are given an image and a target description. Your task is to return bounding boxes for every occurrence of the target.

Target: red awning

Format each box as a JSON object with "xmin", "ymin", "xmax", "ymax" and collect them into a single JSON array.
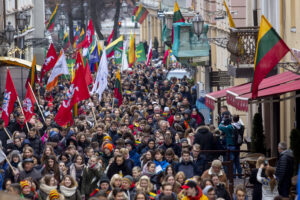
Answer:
[
  {"xmin": 205, "ymin": 84, "xmax": 247, "ymax": 110},
  {"xmin": 226, "ymin": 71, "xmax": 300, "ymax": 111}
]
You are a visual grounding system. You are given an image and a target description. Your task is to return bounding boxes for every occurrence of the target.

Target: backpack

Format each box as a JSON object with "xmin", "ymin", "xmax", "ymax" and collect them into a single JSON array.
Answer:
[{"xmin": 232, "ymin": 125, "xmax": 244, "ymax": 146}]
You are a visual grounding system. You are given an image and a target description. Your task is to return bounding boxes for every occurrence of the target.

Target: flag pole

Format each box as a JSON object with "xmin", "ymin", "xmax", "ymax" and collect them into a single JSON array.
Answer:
[
  {"xmin": 16, "ymin": 97, "xmax": 30, "ymax": 133},
  {"xmin": 91, "ymin": 106, "xmax": 98, "ymax": 126},
  {"xmin": 28, "ymin": 84, "xmax": 46, "ymax": 123},
  {"xmin": 3, "ymin": 128, "xmax": 12, "ymax": 140},
  {"xmin": 0, "ymin": 149, "xmax": 16, "ymax": 174}
]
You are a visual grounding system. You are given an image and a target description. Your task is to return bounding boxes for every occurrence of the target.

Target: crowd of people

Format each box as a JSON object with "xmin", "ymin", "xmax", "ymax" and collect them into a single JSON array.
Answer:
[{"xmin": 0, "ymin": 62, "xmax": 295, "ymax": 200}]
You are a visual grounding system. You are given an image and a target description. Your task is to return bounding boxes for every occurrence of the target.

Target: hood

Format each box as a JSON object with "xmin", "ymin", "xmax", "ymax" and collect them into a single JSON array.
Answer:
[
  {"xmin": 232, "ymin": 122, "xmax": 242, "ymax": 129},
  {"xmin": 281, "ymin": 149, "xmax": 294, "ymax": 157},
  {"xmin": 195, "ymin": 126, "xmax": 210, "ymax": 134}
]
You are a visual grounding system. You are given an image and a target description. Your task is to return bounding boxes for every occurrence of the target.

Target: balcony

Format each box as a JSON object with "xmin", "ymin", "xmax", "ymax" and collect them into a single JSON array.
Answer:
[{"xmin": 227, "ymin": 27, "xmax": 259, "ymax": 67}]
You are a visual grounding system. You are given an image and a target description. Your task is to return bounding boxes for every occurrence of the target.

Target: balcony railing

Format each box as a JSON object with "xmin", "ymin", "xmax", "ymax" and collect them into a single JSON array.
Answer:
[{"xmin": 227, "ymin": 27, "xmax": 259, "ymax": 66}]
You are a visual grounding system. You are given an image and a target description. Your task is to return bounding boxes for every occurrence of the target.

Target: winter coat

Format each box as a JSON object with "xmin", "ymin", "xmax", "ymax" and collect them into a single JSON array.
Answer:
[
  {"xmin": 153, "ymin": 160, "xmax": 169, "ymax": 174},
  {"xmin": 218, "ymin": 123, "xmax": 234, "ymax": 147},
  {"xmin": 249, "ymin": 168, "xmax": 265, "ymax": 200},
  {"xmin": 91, "ymin": 134, "xmax": 104, "ymax": 147},
  {"xmin": 18, "ymin": 168, "xmax": 42, "ymax": 182},
  {"xmin": 194, "ymin": 126, "xmax": 215, "ymax": 150},
  {"xmin": 159, "ymin": 143, "xmax": 181, "ymax": 157},
  {"xmin": 257, "ymin": 168, "xmax": 279, "ymax": 200},
  {"xmin": 69, "ymin": 163, "xmax": 85, "ymax": 189},
  {"xmin": 214, "ymin": 183, "xmax": 231, "ymax": 200},
  {"xmin": 0, "ymin": 128, "xmax": 11, "ymax": 150},
  {"xmin": 107, "ymin": 162, "xmax": 131, "ymax": 179},
  {"xmin": 59, "ymin": 185, "xmax": 82, "ymax": 200},
  {"xmin": 175, "ymin": 161, "xmax": 197, "ymax": 179},
  {"xmin": 180, "ymin": 186, "xmax": 208, "ymax": 200},
  {"xmin": 155, "ymin": 192, "xmax": 178, "ymax": 200},
  {"xmin": 275, "ymin": 149, "xmax": 294, "ymax": 197},
  {"xmin": 81, "ymin": 163, "xmax": 103, "ymax": 197},
  {"xmin": 28, "ymin": 135, "xmax": 44, "ymax": 156},
  {"xmin": 201, "ymin": 168, "xmax": 228, "ymax": 190},
  {"xmin": 192, "ymin": 154, "xmax": 206, "ymax": 176},
  {"xmin": 129, "ymin": 149, "xmax": 141, "ymax": 167}
]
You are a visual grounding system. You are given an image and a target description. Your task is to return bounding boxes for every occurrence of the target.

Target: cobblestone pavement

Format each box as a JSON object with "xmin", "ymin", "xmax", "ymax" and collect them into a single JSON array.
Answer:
[{"xmin": 233, "ymin": 177, "xmax": 253, "ymax": 199}]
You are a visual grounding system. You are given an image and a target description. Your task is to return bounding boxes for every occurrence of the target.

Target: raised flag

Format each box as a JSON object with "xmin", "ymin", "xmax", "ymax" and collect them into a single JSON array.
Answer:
[
  {"xmin": 79, "ymin": 20, "xmax": 94, "ymax": 49},
  {"xmin": 128, "ymin": 33, "xmax": 135, "ymax": 67},
  {"xmin": 84, "ymin": 62, "xmax": 93, "ymax": 86},
  {"xmin": 251, "ymin": 15, "xmax": 289, "ymax": 99},
  {"xmin": 73, "ymin": 52, "xmax": 84, "ymax": 81},
  {"xmin": 25, "ymin": 56, "xmax": 38, "ymax": 89},
  {"xmin": 55, "ymin": 60, "xmax": 90, "ymax": 126},
  {"xmin": 46, "ymin": 4, "xmax": 58, "ymax": 31},
  {"xmin": 132, "ymin": 5, "xmax": 139, "ymax": 22},
  {"xmin": 23, "ymin": 84, "xmax": 36, "ymax": 122},
  {"xmin": 73, "ymin": 26, "xmax": 80, "ymax": 48},
  {"xmin": 106, "ymin": 35, "xmax": 123, "ymax": 58},
  {"xmin": 46, "ymin": 50, "xmax": 69, "ymax": 91},
  {"xmin": 89, "ymin": 44, "xmax": 100, "ymax": 72},
  {"xmin": 78, "ymin": 28, "xmax": 85, "ymax": 43},
  {"xmin": 1, "ymin": 69, "xmax": 18, "ymax": 127},
  {"xmin": 121, "ymin": 40, "xmax": 129, "ymax": 72},
  {"xmin": 173, "ymin": 1, "xmax": 185, "ymax": 23},
  {"xmin": 135, "ymin": 4, "xmax": 149, "ymax": 24},
  {"xmin": 107, "ymin": 29, "xmax": 114, "ymax": 45},
  {"xmin": 114, "ymin": 69, "xmax": 122, "ymax": 106},
  {"xmin": 146, "ymin": 40, "xmax": 152, "ymax": 66},
  {"xmin": 63, "ymin": 32, "xmax": 71, "ymax": 51},
  {"xmin": 41, "ymin": 43, "xmax": 58, "ymax": 81},
  {"xmin": 136, "ymin": 42, "xmax": 146, "ymax": 63},
  {"xmin": 91, "ymin": 49, "xmax": 108, "ymax": 101},
  {"xmin": 163, "ymin": 49, "xmax": 170, "ymax": 64},
  {"xmin": 224, "ymin": 0, "xmax": 236, "ymax": 28}
]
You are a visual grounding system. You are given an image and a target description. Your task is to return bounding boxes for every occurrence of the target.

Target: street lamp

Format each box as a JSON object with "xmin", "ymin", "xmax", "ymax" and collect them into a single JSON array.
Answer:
[
  {"xmin": 58, "ymin": 14, "xmax": 66, "ymax": 27},
  {"xmin": 192, "ymin": 13, "xmax": 204, "ymax": 39},
  {"xmin": 5, "ymin": 22, "xmax": 15, "ymax": 45},
  {"xmin": 25, "ymin": 11, "xmax": 31, "ymax": 28},
  {"xmin": 122, "ymin": 1, "xmax": 128, "ymax": 13},
  {"xmin": 16, "ymin": 12, "xmax": 26, "ymax": 31}
]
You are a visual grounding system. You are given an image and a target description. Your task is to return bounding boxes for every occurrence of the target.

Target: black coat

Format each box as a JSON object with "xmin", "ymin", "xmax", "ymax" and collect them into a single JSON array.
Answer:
[
  {"xmin": 215, "ymin": 183, "xmax": 231, "ymax": 200},
  {"xmin": 18, "ymin": 168, "xmax": 42, "ymax": 182},
  {"xmin": 107, "ymin": 162, "xmax": 131, "ymax": 179},
  {"xmin": 8, "ymin": 121, "xmax": 31, "ymax": 135},
  {"xmin": 194, "ymin": 127, "xmax": 215, "ymax": 150},
  {"xmin": 0, "ymin": 128, "xmax": 11, "ymax": 150},
  {"xmin": 249, "ymin": 168, "xmax": 265, "ymax": 200},
  {"xmin": 275, "ymin": 149, "xmax": 294, "ymax": 197},
  {"xmin": 28, "ymin": 135, "xmax": 44, "ymax": 156},
  {"xmin": 175, "ymin": 161, "xmax": 196, "ymax": 179}
]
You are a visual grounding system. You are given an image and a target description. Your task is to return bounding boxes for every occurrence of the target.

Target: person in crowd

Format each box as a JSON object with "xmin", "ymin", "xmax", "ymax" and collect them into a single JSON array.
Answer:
[
  {"xmin": 59, "ymin": 175, "xmax": 82, "ymax": 200},
  {"xmin": 132, "ymin": 166, "xmax": 142, "ymax": 183},
  {"xmin": 121, "ymin": 175, "xmax": 136, "ymax": 200},
  {"xmin": 18, "ymin": 158, "xmax": 41, "ymax": 182},
  {"xmin": 175, "ymin": 150, "xmax": 196, "ymax": 179},
  {"xmin": 153, "ymin": 149, "xmax": 169, "ymax": 174},
  {"xmin": 81, "ymin": 155, "xmax": 103, "ymax": 198},
  {"xmin": 201, "ymin": 160, "xmax": 228, "ymax": 190},
  {"xmin": 181, "ymin": 179, "xmax": 208, "ymax": 200},
  {"xmin": 211, "ymin": 174, "xmax": 230, "ymax": 200},
  {"xmin": 249, "ymin": 156, "xmax": 266, "ymax": 200},
  {"xmin": 108, "ymin": 188, "xmax": 129, "ymax": 200},
  {"xmin": 257, "ymin": 163, "xmax": 279, "ymax": 199},
  {"xmin": 69, "ymin": 154, "xmax": 85, "ymax": 188},
  {"xmin": 233, "ymin": 185, "xmax": 248, "ymax": 200},
  {"xmin": 134, "ymin": 191, "xmax": 148, "ymax": 200},
  {"xmin": 47, "ymin": 189, "xmax": 65, "ymax": 200},
  {"xmin": 38, "ymin": 174, "xmax": 58, "ymax": 200},
  {"xmin": 154, "ymin": 183, "xmax": 177, "ymax": 200},
  {"xmin": 99, "ymin": 176, "xmax": 111, "ymax": 196},
  {"xmin": 20, "ymin": 180, "xmax": 38, "ymax": 200},
  {"xmin": 175, "ymin": 171, "xmax": 186, "ymax": 186},
  {"xmin": 107, "ymin": 154, "xmax": 131, "ymax": 179},
  {"xmin": 110, "ymin": 174, "xmax": 123, "ymax": 190},
  {"xmin": 275, "ymin": 142, "xmax": 294, "ymax": 198},
  {"xmin": 163, "ymin": 175, "xmax": 181, "ymax": 194}
]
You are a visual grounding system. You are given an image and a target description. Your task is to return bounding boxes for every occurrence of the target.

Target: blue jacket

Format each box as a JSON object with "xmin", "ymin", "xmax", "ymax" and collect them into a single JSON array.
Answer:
[
  {"xmin": 129, "ymin": 149, "xmax": 141, "ymax": 167},
  {"xmin": 154, "ymin": 160, "xmax": 169, "ymax": 173}
]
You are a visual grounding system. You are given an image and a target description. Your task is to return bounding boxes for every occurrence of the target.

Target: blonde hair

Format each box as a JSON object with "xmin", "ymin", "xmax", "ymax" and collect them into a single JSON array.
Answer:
[
  {"xmin": 175, "ymin": 171, "xmax": 186, "ymax": 182},
  {"xmin": 110, "ymin": 174, "xmax": 122, "ymax": 189},
  {"xmin": 135, "ymin": 176, "xmax": 153, "ymax": 193},
  {"xmin": 266, "ymin": 166, "xmax": 277, "ymax": 192},
  {"xmin": 256, "ymin": 156, "xmax": 266, "ymax": 168},
  {"xmin": 211, "ymin": 159, "xmax": 222, "ymax": 168}
]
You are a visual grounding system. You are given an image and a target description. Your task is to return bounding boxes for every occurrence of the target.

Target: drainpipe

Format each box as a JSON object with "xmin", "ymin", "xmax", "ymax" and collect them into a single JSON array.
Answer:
[{"xmin": 253, "ymin": 0, "xmax": 258, "ymax": 26}]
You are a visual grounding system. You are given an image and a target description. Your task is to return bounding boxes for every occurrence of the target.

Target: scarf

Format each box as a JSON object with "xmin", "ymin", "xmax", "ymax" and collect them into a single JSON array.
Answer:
[
  {"xmin": 60, "ymin": 185, "xmax": 77, "ymax": 197},
  {"xmin": 17, "ymin": 120, "xmax": 25, "ymax": 129},
  {"xmin": 74, "ymin": 163, "xmax": 84, "ymax": 170},
  {"xmin": 39, "ymin": 183, "xmax": 57, "ymax": 195}
]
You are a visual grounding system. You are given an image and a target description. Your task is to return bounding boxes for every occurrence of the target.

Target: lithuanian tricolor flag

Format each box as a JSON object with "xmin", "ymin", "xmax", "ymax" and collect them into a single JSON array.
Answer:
[
  {"xmin": 223, "ymin": 0, "xmax": 235, "ymax": 28},
  {"xmin": 46, "ymin": 4, "xmax": 58, "ymax": 31},
  {"xmin": 78, "ymin": 28, "xmax": 85, "ymax": 43},
  {"xmin": 114, "ymin": 69, "xmax": 122, "ymax": 106},
  {"xmin": 106, "ymin": 35, "xmax": 123, "ymax": 58},
  {"xmin": 73, "ymin": 26, "xmax": 80, "ymax": 48},
  {"xmin": 173, "ymin": 1, "xmax": 185, "ymax": 23},
  {"xmin": 63, "ymin": 32, "xmax": 70, "ymax": 50},
  {"xmin": 26, "ymin": 55, "xmax": 38, "ymax": 90},
  {"xmin": 135, "ymin": 4, "xmax": 148, "ymax": 24},
  {"xmin": 252, "ymin": 15, "xmax": 289, "ymax": 99}
]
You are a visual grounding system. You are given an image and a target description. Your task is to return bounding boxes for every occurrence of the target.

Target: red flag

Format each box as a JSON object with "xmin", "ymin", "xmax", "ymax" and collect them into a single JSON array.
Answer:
[
  {"xmin": 40, "ymin": 43, "xmax": 58, "ymax": 81},
  {"xmin": 84, "ymin": 62, "xmax": 93, "ymax": 86},
  {"xmin": 107, "ymin": 29, "xmax": 114, "ymax": 45},
  {"xmin": 55, "ymin": 61, "xmax": 90, "ymax": 126},
  {"xmin": 23, "ymin": 84, "xmax": 36, "ymax": 122},
  {"xmin": 1, "ymin": 69, "xmax": 18, "ymax": 127},
  {"xmin": 163, "ymin": 49, "xmax": 170, "ymax": 64},
  {"xmin": 74, "ymin": 52, "xmax": 84, "ymax": 72},
  {"xmin": 78, "ymin": 20, "xmax": 94, "ymax": 49}
]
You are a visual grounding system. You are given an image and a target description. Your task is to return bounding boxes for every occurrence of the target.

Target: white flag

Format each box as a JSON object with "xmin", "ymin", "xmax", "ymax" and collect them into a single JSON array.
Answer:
[
  {"xmin": 121, "ymin": 40, "xmax": 129, "ymax": 72},
  {"xmin": 91, "ymin": 49, "xmax": 108, "ymax": 101},
  {"xmin": 46, "ymin": 50, "xmax": 69, "ymax": 91}
]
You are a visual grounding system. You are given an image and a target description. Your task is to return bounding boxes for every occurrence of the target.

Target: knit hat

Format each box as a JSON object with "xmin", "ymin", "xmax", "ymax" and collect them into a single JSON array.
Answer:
[
  {"xmin": 100, "ymin": 176, "xmax": 110, "ymax": 185},
  {"xmin": 103, "ymin": 135, "xmax": 112, "ymax": 141},
  {"xmin": 20, "ymin": 180, "xmax": 30, "ymax": 189},
  {"xmin": 49, "ymin": 189, "xmax": 60, "ymax": 200},
  {"xmin": 122, "ymin": 175, "xmax": 133, "ymax": 185},
  {"xmin": 182, "ymin": 179, "xmax": 198, "ymax": 189},
  {"xmin": 103, "ymin": 143, "xmax": 114, "ymax": 152}
]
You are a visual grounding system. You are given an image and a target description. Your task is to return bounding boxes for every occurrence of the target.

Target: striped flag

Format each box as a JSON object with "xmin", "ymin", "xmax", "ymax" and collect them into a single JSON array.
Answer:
[
  {"xmin": 46, "ymin": 3, "xmax": 58, "ymax": 31},
  {"xmin": 251, "ymin": 15, "xmax": 289, "ymax": 99},
  {"xmin": 135, "ymin": 4, "xmax": 149, "ymax": 24},
  {"xmin": 63, "ymin": 32, "xmax": 71, "ymax": 51},
  {"xmin": 26, "ymin": 55, "xmax": 38, "ymax": 90},
  {"xmin": 114, "ymin": 69, "xmax": 122, "ymax": 106},
  {"xmin": 128, "ymin": 32, "xmax": 135, "ymax": 67},
  {"xmin": 146, "ymin": 39, "xmax": 152, "ymax": 66}
]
